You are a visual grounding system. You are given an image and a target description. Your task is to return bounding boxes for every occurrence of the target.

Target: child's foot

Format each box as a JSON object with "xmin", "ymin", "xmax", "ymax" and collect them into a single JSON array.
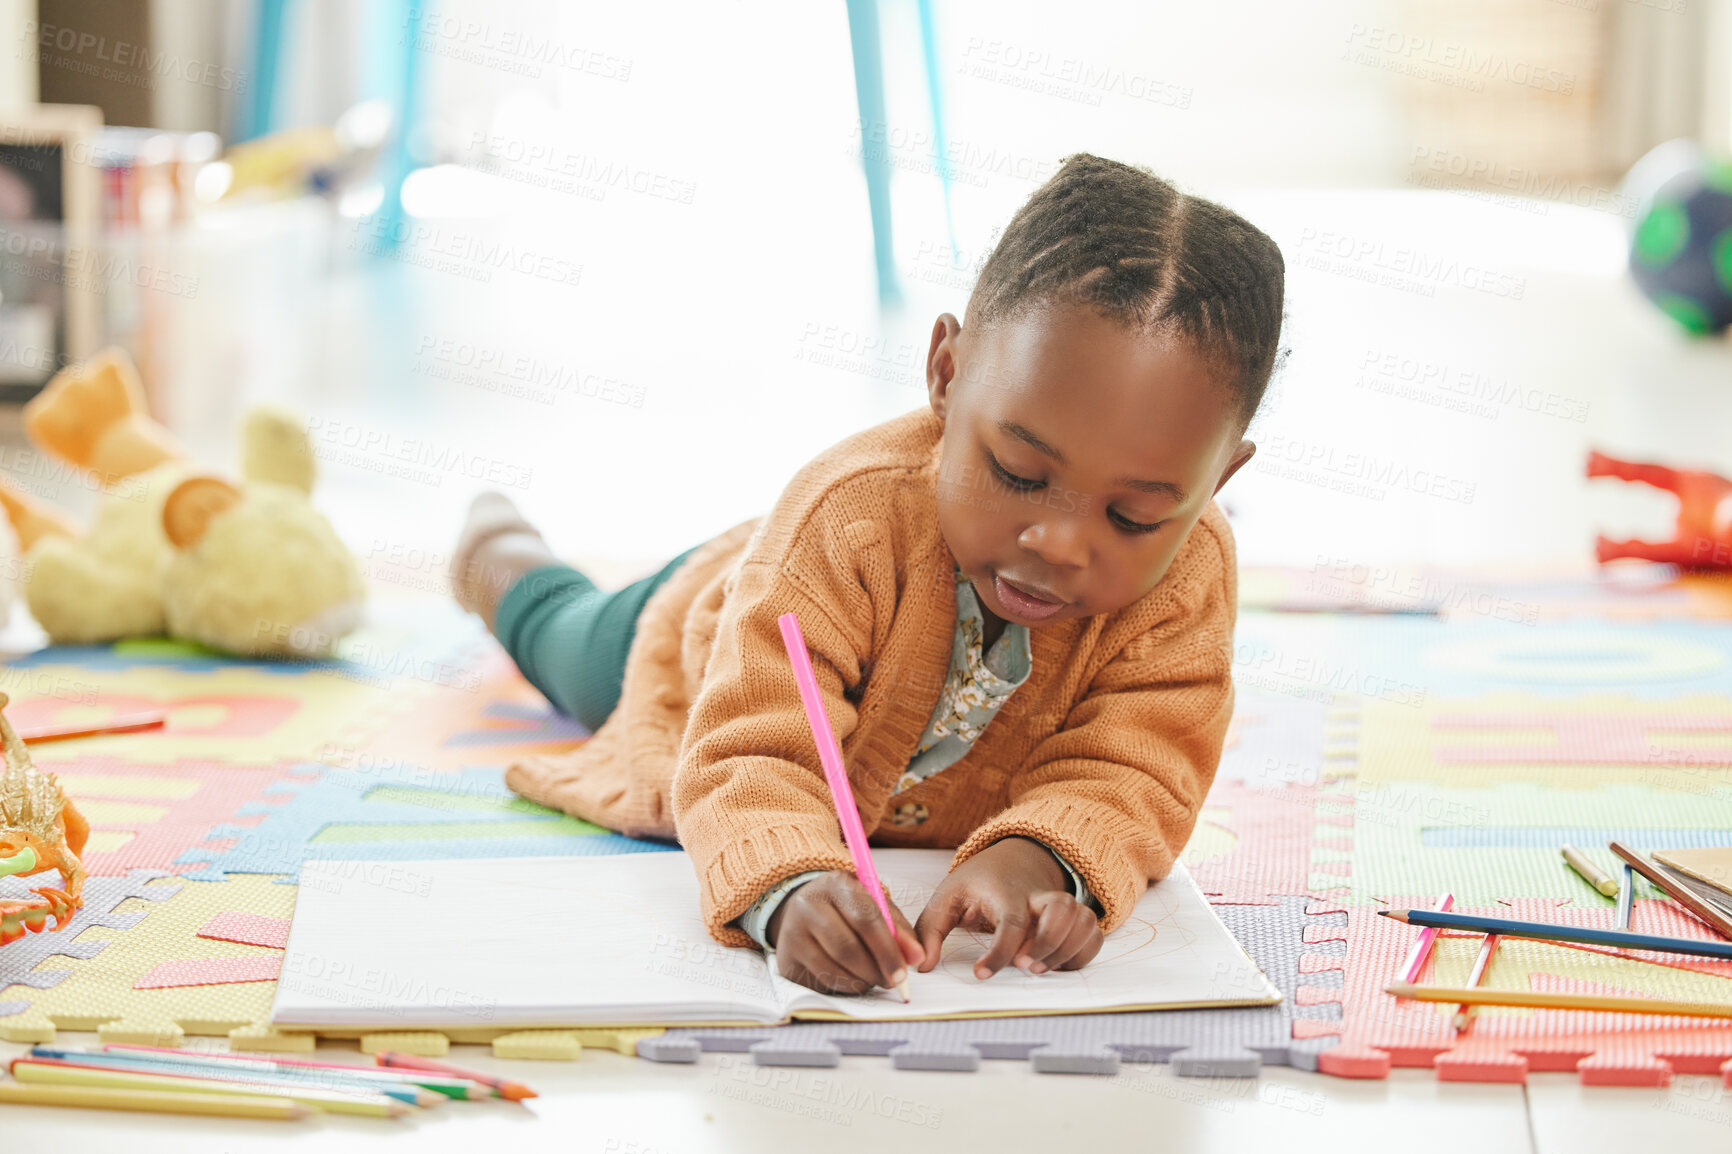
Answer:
[{"xmin": 450, "ymin": 492, "xmax": 560, "ymax": 631}]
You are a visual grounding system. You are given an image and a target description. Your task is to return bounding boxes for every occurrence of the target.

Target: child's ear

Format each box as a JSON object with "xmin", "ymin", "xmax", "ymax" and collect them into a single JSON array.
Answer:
[
  {"xmin": 925, "ymin": 313, "xmax": 963, "ymax": 421},
  {"xmin": 1212, "ymin": 439, "xmax": 1256, "ymax": 496},
  {"xmin": 162, "ymin": 476, "xmax": 243, "ymax": 548}
]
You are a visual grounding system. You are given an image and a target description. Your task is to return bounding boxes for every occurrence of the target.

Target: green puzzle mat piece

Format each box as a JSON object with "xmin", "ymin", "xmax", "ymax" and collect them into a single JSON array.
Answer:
[{"xmin": 1348, "ymin": 781, "xmax": 1732, "ymax": 904}]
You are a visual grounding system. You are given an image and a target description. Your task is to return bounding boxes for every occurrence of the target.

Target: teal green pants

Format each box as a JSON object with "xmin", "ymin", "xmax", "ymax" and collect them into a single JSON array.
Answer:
[{"xmin": 494, "ymin": 547, "xmax": 700, "ymax": 731}]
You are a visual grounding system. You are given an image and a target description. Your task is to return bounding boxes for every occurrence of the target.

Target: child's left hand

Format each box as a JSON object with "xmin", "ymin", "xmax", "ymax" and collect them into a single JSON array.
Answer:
[{"xmin": 913, "ymin": 836, "xmax": 1103, "ymax": 980}]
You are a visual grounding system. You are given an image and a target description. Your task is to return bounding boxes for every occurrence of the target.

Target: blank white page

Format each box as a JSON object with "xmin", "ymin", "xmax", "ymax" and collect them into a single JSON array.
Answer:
[{"xmin": 273, "ymin": 853, "xmax": 782, "ymax": 1028}]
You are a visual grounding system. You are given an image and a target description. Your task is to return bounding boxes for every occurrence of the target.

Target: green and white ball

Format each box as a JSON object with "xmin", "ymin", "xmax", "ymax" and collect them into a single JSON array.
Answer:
[{"xmin": 1625, "ymin": 139, "xmax": 1732, "ymax": 335}]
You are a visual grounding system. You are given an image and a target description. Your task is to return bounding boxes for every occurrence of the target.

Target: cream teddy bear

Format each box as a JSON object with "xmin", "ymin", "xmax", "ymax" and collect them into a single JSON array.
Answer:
[{"xmin": 0, "ymin": 349, "xmax": 364, "ymax": 657}]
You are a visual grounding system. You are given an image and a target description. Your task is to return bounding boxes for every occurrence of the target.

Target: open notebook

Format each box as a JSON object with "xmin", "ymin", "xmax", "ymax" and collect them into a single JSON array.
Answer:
[{"xmin": 272, "ymin": 850, "xmax": 1280, "ymax": 1030}]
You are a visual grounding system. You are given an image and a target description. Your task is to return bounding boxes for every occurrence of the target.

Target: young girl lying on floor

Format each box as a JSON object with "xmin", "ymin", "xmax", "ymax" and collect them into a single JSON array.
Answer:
[{"xmin": 450, "ymin": 153, "xmax": 1285, "ymax": 997}]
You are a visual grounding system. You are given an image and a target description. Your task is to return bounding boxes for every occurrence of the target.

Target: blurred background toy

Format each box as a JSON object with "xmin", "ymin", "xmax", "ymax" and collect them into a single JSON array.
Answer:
[
  {"xmin": 0, "ymin": 691, "xmax": 87, "ymax": 946},
  {"xmin": 1588, "ymin": 448, "xmax": 1732, "ymax": 570},
  {"xmin": 1621, "ymin": 139, "xmax": 1732, "ymax": 335},
  {"xmin": 0, "ymin": 348, "xmax": 364, "ymax": 657}
]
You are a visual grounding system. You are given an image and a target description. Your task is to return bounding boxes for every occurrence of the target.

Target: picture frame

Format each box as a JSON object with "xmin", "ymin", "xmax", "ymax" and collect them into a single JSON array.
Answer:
[{"xmin": 0, "ymin": 104, "xmax": 102, "ymax": 404}]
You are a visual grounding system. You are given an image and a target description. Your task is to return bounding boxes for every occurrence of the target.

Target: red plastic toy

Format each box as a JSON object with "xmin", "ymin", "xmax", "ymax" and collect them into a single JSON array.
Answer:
[{"xmin": 1588, "ymin": 449, "xmax": 1732, "ymax": 570}]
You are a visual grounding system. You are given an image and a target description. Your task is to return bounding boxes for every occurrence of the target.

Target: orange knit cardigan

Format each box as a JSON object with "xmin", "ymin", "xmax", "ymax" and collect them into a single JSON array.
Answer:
[{"xmin": 505, "ymin": 407, "xmax": 1237, "ymax": 948}]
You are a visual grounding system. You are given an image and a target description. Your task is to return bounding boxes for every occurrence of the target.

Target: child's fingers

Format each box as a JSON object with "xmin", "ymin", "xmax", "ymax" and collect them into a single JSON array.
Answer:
[
  {"xmin": 973, "ymin": 903, "xmax": 1032, "ymax": 980},
  {"xmin": 777, "ymin": 943, "xmax": 871, "ymax": 995},
  {"xmin": 1015, "ymin": 893, "xmax": 1082, "ymax": 973},
  {"xmin": 889, "ymin": 901, "xmax": 925, "ymax": 968},
  {"xmin": 1050, "ymin": 914, "xmax": 1105, "ymax": 972},
  {"xmin": 913, "ymin": 891, "xmax": 964, "ymax": 973},
  {"xmin": 818, "ymin": 886, "xmax": 907, "ymax": 990}
]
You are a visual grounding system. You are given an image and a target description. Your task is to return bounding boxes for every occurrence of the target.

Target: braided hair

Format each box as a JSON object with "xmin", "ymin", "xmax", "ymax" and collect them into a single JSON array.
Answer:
[{"xmin": 966, "ymin": 153, "xmax": 1287, "ymax": 429}]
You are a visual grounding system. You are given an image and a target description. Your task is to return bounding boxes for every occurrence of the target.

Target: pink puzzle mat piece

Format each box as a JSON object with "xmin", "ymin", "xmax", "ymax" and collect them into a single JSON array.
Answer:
[
  {"xmin": 133, "ymin": 956, "xmax": 283, "ymax": 989},
  {"xmin": 45, "ymin": 757, "xmax": 319, "ymax": 877},
  {"xmin": 1304, "ymin": 898, "xmax": 1732, "ymax": 1085},
  {"xmin": 1433, "ymin": 712, "xmax": 1732, "ymax": 764},
  {"xmin": 196, "ymin": 911, "xmax": 291, "ymax": 949},
  {"xmin": 1188, "ymin": 780, "xmax": 1353, "ymax": 904},
  {"xmin": 354, "ymin": 648, "xmax": 588, "ymax": 771},
  {"xmin": 11, "ymin": 693, "xmax": 302, "ymax": 739}
]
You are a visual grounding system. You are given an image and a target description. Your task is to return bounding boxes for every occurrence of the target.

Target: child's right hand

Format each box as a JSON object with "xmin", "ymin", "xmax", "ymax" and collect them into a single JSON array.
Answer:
[{"xmin": 765, "ymin": 871, "xmax": 923, "ymax": 995}]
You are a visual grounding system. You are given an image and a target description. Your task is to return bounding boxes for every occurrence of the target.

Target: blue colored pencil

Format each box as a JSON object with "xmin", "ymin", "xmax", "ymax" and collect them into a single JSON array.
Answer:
[
  {"xmin": 1615, "ymin": 863, "xmax": 1635, "ymax": 929},
  {"xmin": 1379, "ymin": 907, "xmax": 1732, "ymax": 960}
]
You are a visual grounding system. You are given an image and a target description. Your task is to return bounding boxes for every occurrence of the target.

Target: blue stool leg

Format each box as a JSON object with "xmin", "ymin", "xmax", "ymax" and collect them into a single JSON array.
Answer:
[
  {"xmin": 239, "ymin": 0, "xmax": 292, "ymax": 143},
  {"xmin": 915, "ymin": 0, "xmax": 958, "ymax": 267},
  {"xmin": 845, "ymin": 0, "xmax": 900, "ymax": 308}
]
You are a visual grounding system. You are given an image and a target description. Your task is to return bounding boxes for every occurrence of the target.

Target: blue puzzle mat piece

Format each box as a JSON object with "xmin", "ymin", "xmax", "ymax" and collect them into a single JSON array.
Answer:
[
  {"xmin": 640, "ymin": 897, "xmax": 1344, "ymax": 1076},
  {"xmin": 0, "ymin": 871, "xmax": 181, "ymax": 1001},
  {"xmin": 173, "ymin": 764, "xmax": 675, "ymax": 882}
]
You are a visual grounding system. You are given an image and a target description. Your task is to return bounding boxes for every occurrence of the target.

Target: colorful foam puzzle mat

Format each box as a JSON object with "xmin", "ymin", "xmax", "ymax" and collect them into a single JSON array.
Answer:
[{"xmin": 4, "ymin": 585, "xmax": 1732, "ymax": 1083}]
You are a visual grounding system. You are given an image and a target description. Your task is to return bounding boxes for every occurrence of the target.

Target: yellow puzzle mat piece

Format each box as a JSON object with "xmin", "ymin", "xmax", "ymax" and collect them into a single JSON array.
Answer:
[
  {"xmin": 1425, "ymin": 929, "xmax": 1732, "ymax": 1021},
  {"xmin": 0, "ymin": 875, "xmax": 293, "ymax": 1045},
  {"xmin": 6, "ymin": 666, "xmax": 422, "ymax": 767},
  {"xmin": 1357, "ymin": 692, "xmax": 1732, "ymax": 790}
]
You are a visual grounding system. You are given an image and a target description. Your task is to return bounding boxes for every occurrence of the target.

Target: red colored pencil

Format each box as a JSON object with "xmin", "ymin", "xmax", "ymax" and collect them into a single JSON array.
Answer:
[
  {"xmin": 373, "ymin": 1051, "xmax": 537, "ymax": 1101},
  {"xmin": 19, "ymin": 712, "xmax": 167, "ymax": 743}
]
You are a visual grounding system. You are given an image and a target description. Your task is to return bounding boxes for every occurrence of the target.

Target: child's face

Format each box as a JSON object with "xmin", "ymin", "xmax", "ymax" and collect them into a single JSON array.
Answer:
[{"xmin": 926, "ymin": 301, "xmax": 1256, "ymax": 629}]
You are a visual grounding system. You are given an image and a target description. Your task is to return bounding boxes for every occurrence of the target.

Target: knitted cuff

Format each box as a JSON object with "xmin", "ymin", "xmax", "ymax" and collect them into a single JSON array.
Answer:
[{"xmin": 732, "ymin": 870, "xmax": 827, "ymax": 950}]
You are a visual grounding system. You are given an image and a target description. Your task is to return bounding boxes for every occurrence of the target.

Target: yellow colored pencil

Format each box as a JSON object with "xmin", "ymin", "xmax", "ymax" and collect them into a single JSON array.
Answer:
[
  {"xmin": 1561, "ymin": 844, "xmax": 1619, "ymax": 898},
  {"xmin": 12, "ymin": 1060, "xmax": 410, "ymax": 1118},
  {"xmin": 1387, "ymin": 981, "xmax": 1732, "ymax": 1019},
  {"xmin": 0, "ymin": 1079, "xmax": 310, "ymax": 1120}
]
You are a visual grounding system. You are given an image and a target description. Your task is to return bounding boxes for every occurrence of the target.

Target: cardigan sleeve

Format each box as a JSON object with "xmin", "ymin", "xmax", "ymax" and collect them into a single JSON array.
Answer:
[
  {"xmin": 670, "ymin": 477, "xmax": 900, "ymax": 948},
  {"xmin": 948, "ymin": 517, "xmax": 1236, "ymax": 933}
]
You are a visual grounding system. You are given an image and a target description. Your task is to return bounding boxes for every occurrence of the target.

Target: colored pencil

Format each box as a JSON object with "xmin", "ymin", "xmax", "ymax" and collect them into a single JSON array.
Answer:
[
  {"xmin": 0, "ymin": 1079, "xmax": 311, "ymax": 1119},
  {"xmin": 11, "ymin": 1059, "xmax": 409, "ymax": 1117},
  {"xmin": 777, "ymin": 611, "xmax": 910, "ymax": 1003},
  {"xmin": 31, "ymin": 1048, "xmax": 439, "ymax": 1106},
  {"xmin": 1451, "ymin": 933, "xmax": 1501, "ymax": 1032},
  {"xmin": 1378, "ymin": 908, "xmax": 1732, "ymax": 959},
  {"xmin": 18, "ymin": 711, "xmax": 167, "ymax": 743},
  {"xmin": 1387, "ymin": 981, "xmax": 1732, "ymax": 1020},
  {"xmin": 98, "ymin": 1044, "xmax": 483, "ymax": 1100},
  {"xmin": 1615, "ymin": 863, "xmax": 1635, "ymax": 929},
  {"xmin": 1609, "ymin": 841, "xmax": 1732, "ymax": 941},
  {"xmin": 1394, "ymin": 893, "xmax": 1454, "ymax": 986},
  {"xmin": 1561, "ymin": 844, "xmax": 1619, "ymax": 897},
  {"xmin": 374, "ymin": 1049, "xmax": 537, "ymax": 1100}
]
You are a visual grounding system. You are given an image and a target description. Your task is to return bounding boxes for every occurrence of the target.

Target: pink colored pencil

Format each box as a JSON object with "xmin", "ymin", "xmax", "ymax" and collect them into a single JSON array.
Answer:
[
  {"xmin": 19, "ymin": 712, "xmax": 167, "ymax": 743},
  {"xmin": 1452, "ymin": 932, "xmax": 1501, "ymax": 1032},
  {"xmin": 776, "ymin": 611, "xmax": 910, "ymax": 1003},
  {"xmin": 1395, "ymin": 893, "xmax": 1455, "ymax": 985}
]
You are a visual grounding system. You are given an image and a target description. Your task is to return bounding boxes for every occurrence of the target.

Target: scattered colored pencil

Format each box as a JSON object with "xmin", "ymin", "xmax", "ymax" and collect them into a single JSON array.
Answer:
[
  {"xmin": 18, "ymin": 711, "xmax": 167, "ymax": 744},
  {"xmin": 10, "ymin": 1060, "xmax": 409, "ymax": 1116},
  {"xmin": 1452, "ymin": 933, "xmax": 1501, "ymax": 1032},
  {"xmin": 1608, "ymin": 841, "xmax": 1732, "ymax": 941},
  {"xmin": 778, "ymin": 611, "xmax": 910, "ymax": 1003},
  {"xmin": 1394, "ymin": 893, "xmax": 1454, "ymax": 986},
  {"xmin": 98, "ymin": 1044, "xmax": 484, "ymax": 1100},
  {"xmin": 1386, "ymin": 981, "xmax": 1732, "ymax": 1020},
  {"xmin": 1561, "ymin": 844, "xmax": 1619, "ymax": 897},
  {"xmin": 374, "ymin": 1049, "xmax": 537, "ymax": 1100},
  {"xmin": 1615, "ymin": 863, "xmax": 1635, "ymax": 929},
  {"xmin": 0, "ymin": 1079, "xmax": 310, "ymax": 1120},
  {"xmin": 30, "ymin": 1048, "xmax": 438, "ymax": 1106},
  {"xmin": 1378, "ymin": 908, "xmax": 1732, "ymax": 959}
]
